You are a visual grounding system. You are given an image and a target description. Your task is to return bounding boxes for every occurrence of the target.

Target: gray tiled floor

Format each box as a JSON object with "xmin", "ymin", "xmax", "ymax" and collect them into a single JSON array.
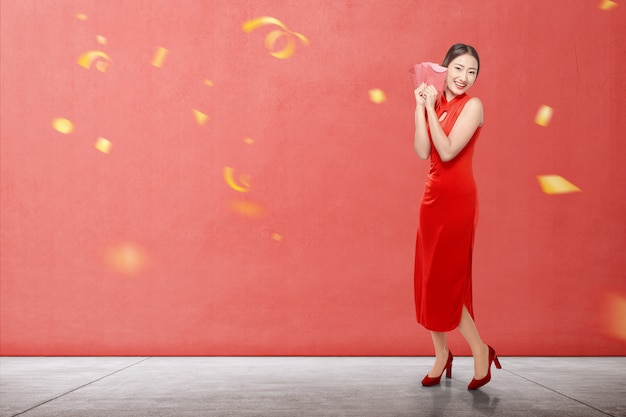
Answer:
[{"xmin": 0, "ymin": 357, "xmax": 624, "ymax": 416}]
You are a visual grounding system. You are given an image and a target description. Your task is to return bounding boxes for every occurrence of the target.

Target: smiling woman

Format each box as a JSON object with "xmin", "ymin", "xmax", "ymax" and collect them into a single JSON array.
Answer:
[{"xmin": 412, "ymin": 44, "xmax": 498, "ymax": 391}]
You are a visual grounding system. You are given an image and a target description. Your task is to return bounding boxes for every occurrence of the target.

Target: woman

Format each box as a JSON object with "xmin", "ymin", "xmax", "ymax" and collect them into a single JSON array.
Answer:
[{"xmin": 413, "ymin": 43, "xmax": 500, "ymax": 390}]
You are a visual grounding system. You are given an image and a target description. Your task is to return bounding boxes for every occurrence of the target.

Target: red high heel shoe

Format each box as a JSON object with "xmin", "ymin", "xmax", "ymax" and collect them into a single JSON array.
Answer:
[
  {"xmin": 422, "ymin": 350, "xmax": 453, "ymax": 386},
  {"xmin": 467, "ymin": 345, "xmax": 501, "ymax": 390}
]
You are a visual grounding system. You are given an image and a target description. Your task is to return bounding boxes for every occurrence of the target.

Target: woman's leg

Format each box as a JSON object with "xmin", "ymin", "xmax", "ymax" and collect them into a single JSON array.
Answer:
[
  {"xmin": 457, "ymin": 305, "xmax": 489, "ymax": 379},
  {"xmin": 427, "ymin": 331, "xmax": 449, "ymax": 377}
]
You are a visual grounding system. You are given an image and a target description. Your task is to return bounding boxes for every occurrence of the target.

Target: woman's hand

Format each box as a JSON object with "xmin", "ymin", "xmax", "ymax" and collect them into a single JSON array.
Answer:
[
  {"xmin": 423, "ymin": 85, "xmax": 438, "ymax": 109},
  {"xmin": 414, "ymin": 82, "xmax": 426, "ymax": 107}
]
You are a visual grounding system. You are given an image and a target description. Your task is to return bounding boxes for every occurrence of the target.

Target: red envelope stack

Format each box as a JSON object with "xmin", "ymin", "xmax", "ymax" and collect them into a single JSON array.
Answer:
[{"xmin": 409, "ymin": 62, "xmax": 448, "ymax": 91}]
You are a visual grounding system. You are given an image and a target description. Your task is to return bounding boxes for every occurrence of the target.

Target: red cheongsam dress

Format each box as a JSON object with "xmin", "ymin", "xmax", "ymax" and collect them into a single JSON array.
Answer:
[{"xmin": 414, "ymin": 92, "xmax": 482, "ymax": 331}]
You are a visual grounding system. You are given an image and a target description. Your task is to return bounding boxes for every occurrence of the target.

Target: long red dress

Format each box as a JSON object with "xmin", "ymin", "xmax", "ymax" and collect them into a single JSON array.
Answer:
[{"xmin": 414, "ymin": 92, "xmax": 482, "ymax": 332}]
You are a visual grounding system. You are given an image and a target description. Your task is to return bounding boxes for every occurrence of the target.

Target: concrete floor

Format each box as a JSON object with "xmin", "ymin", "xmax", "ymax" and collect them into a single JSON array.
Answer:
[{"xmin": 0, "ymin": 357, "xmax": 624, "ymax": 417}]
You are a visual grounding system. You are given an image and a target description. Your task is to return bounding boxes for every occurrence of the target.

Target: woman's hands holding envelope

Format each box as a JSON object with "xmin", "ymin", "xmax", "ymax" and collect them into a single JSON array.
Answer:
[
  {"xmin": 422, "ymin": 85, "xmax": 438, "ymax": 109},
  {"xmin": 415, "ymin": 82, "xmax": 438, "ymax": 109},
  {"xmin": 414, "ymin": 82, "xmax": 427, "ymax": 107}
]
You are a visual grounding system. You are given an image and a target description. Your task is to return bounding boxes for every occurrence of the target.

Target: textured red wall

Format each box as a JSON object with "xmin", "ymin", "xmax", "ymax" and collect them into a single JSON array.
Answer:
[{"xmin": 1, "ymin": 0, "xmax": 625, "ymax": 356}]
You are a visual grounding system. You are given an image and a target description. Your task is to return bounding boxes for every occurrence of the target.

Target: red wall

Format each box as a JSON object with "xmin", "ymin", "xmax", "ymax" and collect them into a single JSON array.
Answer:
[{"xmin": 1, "ymin": 0, "xmax": 625, "ymax": 356}]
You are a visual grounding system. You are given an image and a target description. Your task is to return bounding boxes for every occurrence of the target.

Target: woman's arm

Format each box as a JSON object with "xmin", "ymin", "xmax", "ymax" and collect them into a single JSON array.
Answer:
[
  {"xmin": 423, "ymin": 86, "xmax": 483, "ymax": 162},
  {"xmin": 413, "ymin": 83, "xmax": 431, "ymax": 160}
]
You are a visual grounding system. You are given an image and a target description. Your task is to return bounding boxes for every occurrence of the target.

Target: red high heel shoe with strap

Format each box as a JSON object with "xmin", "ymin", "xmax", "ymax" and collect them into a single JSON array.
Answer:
[
  {"xmin": 467, "ymin": 345, "xmax": 501, "ymax": 390},
  {"xmin": 422, "ymin": 350, "xmax": 453, "ymax": 386}
]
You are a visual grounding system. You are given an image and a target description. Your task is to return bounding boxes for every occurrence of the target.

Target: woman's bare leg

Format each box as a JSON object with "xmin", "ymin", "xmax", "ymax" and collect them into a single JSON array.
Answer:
[
  {"xmin": 427, "ymin": 331, "xmax": 449, "ymax": 377},
  {"xmin": 457, "ymin": 305, "xmax": 489, "ymax": 379}
]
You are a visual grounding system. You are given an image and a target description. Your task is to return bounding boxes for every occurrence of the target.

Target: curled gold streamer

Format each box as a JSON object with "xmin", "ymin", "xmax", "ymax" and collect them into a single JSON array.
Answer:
[
  {"xmin": 265, "ymin": 29, "xmax": 296, "ymax": 59},
  {"xmin": 242, "ymin": 16, "xmax": 309, "ymax": 59},
  {"xmin": 77, "ymin": 50, "xmax": 112, "ymax": 72},
  {"xmin": 242, "ymin": 16, "xmax": 288, "ymax": 32},
  {"xmin": 224, "ymin": 166, "xmax": 251, "ymax": 192}
]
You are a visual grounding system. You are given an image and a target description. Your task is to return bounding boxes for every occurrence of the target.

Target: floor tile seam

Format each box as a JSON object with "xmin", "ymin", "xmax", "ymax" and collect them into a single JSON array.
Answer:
[
  {"xmin": 8, "ymin": 357, "xmax": 152, "ymax": 417},
  {"xmin": 502, "ymin": 369, "xmax": 616, "ymax": 417}
]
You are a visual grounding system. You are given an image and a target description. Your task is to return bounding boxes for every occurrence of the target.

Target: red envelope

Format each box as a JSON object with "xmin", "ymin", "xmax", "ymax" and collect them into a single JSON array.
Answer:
[{"xmin": 409, "ymin": 62, "xmax": 447, "ymax": 91}]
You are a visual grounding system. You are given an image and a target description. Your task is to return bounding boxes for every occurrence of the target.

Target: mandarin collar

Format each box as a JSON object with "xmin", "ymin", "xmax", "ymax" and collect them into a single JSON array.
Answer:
[{"xmin": 441, "ymin": 92, "xmax": 467, "ymax": 106}]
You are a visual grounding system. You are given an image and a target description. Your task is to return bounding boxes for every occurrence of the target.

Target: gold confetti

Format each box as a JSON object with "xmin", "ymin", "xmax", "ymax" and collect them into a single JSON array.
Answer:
[
  {"xmin": 96, "ymin": 35, "xmax": 107, "ymax": 45},
  {"xmin": 224, "ymin": 166, "xmax": 251, "ymax": 192},
  {"xmin": 77, "ymin": 50, "xmax": 112, "ymax": 72},
  {"xmin": 52, "ymin": 118, "xmax": 74, "ymax": 134},
  {"xmin": 95, "ymin": 137, "xmax": 112, "ymax": 153},
  {"xmin": 203, "ymin": 79, "xmax": 214, "ymax": 87},
  {"xmin": 242, "ymin": 16, "xmax": 309, "ymax": 59},
  {"xmin": 369, "ymin": 89, "xmax": 387, "ymax": 104},
  {"xmin": 272, "ymin": 233, "xmax": 283, "ymax": 242},
  {"xmin": 230, "ymin": 200, "xmax": 265, "ymax": 217},
  {"xmin": 243, "ymin": 137, "xmax": 255, "ymax": 145},
  {"xmin": 599, "ymin": 0, "xmax": 618, "ymax": 10},
  {"xmin": 76, "ymin": 13, "xmax": 87, "ymax": 21},
  {"xmin": 535, "ymin": 105, "xmax": 553, "ymax": 127},
  {"xmin": 151, "ymin": 47, "xmax": 168, "ymax": 68},
  {"xmin": 192, "ymin": 109, "xmax": 209, "ymax": 126},
  {"xmin": 604, "ymin": 292, "xmax": 626, "ymax": 341},
  {"xmin": 537, "ymin": 175, "xmax": 582, "ymax": 194},
  {"xmin": 103, "ymin": 242, "xmax": 148, "ymax": 275}
]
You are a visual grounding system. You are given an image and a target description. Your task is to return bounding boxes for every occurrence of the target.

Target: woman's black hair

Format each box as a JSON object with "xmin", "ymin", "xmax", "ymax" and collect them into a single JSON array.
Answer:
[{"xmin": 442, "ymin": 44, "xmax": 480, "ymax": 77}]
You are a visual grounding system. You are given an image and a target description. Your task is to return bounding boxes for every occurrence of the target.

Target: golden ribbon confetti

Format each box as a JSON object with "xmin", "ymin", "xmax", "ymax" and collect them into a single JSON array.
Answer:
[
  {"xmin": 242, "ymin": 16, "xmax": 309, "ymax": 59},
  {"xmin": 224, "ymin": 166, "xmax": 251, "ymax": 192},
  {"xmin": 369, "ymin": 89, "xmax": 387, "ymax": 104},
  {"xmin": 230, "ymin": 200, "xmax": 264, "ymax": 217},
  {"xmin": 192, "ymin": 109, "xmax": 209, "ymax": 126},
  {"xmin": 103, "ymin": 242, "xmax": 148, "ymax": 275},
  {"xmin": 95, "ymin": 137, "xmax": 112, "ymax": 154},
  {"xmin": 537, "ymin": 175, "xmax": 581, "ymax": 194},
  {"xmin": 151, "ymin": 47, "xmax": 169, "ymax": 68},
  {"xmin": 604, "ymin": 292, "xmax": 626, "ymax": 341},
  {"xmin": 534, "ymin": 105, "xmax": 553, "ymax": 127},
  {"xmin": 77, "ymin": 50, "xmax": 112, "ymax": 72},
  {"xmin": 52, "ymin": 118, "xmax": 74, "ymax": 134},
  {"xmin": 599, "ymin": 0, "xmax": 618, "ymax": 10}
]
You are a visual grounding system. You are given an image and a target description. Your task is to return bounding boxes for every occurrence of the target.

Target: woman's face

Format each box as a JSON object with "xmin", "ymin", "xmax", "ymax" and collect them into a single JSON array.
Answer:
[{"xmin": 445, "ymin": 53, "xmax": 479, "ymax": 96}]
